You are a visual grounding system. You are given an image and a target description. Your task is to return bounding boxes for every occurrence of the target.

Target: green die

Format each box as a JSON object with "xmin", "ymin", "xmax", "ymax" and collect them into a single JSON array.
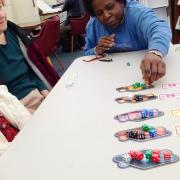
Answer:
[
  {"xmin": 126, "ymin": 62, "xmax": 131, "ymax": 66},
  {"xmin": 142, "ymin": 124, "xmax": 149, "ymax": 132},
  {"xmin": 141, "ymin": 83, "xmax": 146, "ymax": 89},
  {"xmin": 145, "ymin": 150, "xmax": 152, "ymax": 160},
  {"xmin": 133, "ymin": 84, "xmax": 138, "ymax": 89},
  {"xmin": 133, "ymin": 82, "xmax": 140, "ymax": 89},
  {"xmin": 135, "ymin": 82, "xmax": 141, "ymax": 87}
]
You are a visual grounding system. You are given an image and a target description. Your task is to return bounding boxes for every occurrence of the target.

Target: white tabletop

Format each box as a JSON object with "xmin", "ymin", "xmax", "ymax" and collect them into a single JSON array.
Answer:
[{"xmin": 0, "ymin": 45, "xmax": 180, "ymax": 180}]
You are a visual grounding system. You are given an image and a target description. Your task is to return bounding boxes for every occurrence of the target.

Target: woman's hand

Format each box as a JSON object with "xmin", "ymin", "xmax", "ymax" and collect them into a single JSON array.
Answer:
[
  {"xmin": 140, "ymin": 52, "xmax": 166, "ymax": 84},
  {"xmin": 41, "ymin": 90, "xmax": 49, "ymax": 98},
  {"xmin": 95, "ymin": 34, "xmax": 115, "ymax": 55}
]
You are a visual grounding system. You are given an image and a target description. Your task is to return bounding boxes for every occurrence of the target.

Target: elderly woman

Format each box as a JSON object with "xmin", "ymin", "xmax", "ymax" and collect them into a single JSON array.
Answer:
[
  {"xmin": 82, "ymin": 0, "xmax": 172, "ymax": 84},
  {"xmin": 0, "ymin": 1, "xmax": 56, "ymax": 113}
]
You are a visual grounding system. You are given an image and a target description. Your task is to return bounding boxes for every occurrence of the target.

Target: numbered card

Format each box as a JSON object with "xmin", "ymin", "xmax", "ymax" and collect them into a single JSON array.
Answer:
[
  {"xmin": 171, "ymin": 109, "xmax": 180, "ymax": 118},
  {"xmin": 159, "ymin": 93, "xmax": 180, "ymax": 100},
  {"xmin": 174, "ymin": 126, "xmax": 180, "ymax": 136},
  {"xmin": 162, "ymin": 83, "xmax": 180, "ymax": 89}
]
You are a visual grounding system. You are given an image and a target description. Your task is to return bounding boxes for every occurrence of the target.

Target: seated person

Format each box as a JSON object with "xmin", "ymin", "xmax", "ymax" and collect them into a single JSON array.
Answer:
[
  {"xmin": 62, "ymin": 0, "xmax": 85, "ymax": 25},
  {"xmin": 60, "ymin": 0, "xmax": 85, "ymax": 51},
  {"xmin": 82, "ymin": 0, "xmax": 172, "ymax": 84},
  {"xmin": 0, "ymin": 1, "xmax": 59, "ymax": 113}
]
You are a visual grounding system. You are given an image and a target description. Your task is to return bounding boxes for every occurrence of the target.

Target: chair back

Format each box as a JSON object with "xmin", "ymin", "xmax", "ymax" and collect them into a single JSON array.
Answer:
[
  {"xmin": 70, "ymin": 13, "xmax": 90, "ymax": 35},
  {"xmin": 34, "ymin": 15, "xmax": 60, "ymax": 57},
  {"xmin": 26, "ymin": 15, "xmax": 61, "ymax": 88}
]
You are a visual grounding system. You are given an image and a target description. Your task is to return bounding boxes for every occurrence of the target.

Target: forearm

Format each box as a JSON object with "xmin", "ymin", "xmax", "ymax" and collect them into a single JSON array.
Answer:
[
  {"xmin": 148, "ymin": 24, "xmax": 172, "ymax": 56},
  {"xmin": 135, "ymin": 7, "xmax": 172, "ymax": 56}
]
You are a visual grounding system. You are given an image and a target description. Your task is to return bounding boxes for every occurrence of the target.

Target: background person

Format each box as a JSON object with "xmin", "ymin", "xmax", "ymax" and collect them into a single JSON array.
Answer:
[
  {"xmin": 60, "ymin": 0, "xmax": 85, "ymax": 51},
  {"xmin": 82, "ymin": 0, "xmax": 172, "ymax": 84}
]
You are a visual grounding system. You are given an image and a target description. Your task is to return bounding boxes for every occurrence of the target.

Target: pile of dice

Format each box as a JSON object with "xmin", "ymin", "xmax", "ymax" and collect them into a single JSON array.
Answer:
[
  {"xmin": 133, "ymin": 94, "xmax": 144, "ymax": 102},
  {"xmin": 129, "ymin": 149, "xmax": 172, "ymax": 163},
  {"xmin": 116, "ymin": 124, "xmax": 167, "ymax": 141},
  {"xmin": 113, "ymin": 149, "xmax": 173, "ymax": 168},
  {"xmin": 116, "ymin": 81, "xmax": 154, "ymax": 93},
  {"xmin": 115, "ymin": 108, "xmax": 164, "ymax": 122},
  {"xmin": 132, "ymin": 82, "xmax": 146, "ymax": 90},
  {"xmin": 140, "ymin": 109, "xmax": 158, "ymax": 119}
]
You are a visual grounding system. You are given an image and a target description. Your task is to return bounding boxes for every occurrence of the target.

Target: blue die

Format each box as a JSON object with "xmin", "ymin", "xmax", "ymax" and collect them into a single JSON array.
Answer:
[
  {"xmin": 149, "ymin": 129, "xmax": 157, "ymax": 137},
  {"xmin": 141, "ymin": 109, "xmax": 149, "ymax": 119},
  {"xmin": 148, "ymin": 109, "xmax": 154, "ymax": 118}
]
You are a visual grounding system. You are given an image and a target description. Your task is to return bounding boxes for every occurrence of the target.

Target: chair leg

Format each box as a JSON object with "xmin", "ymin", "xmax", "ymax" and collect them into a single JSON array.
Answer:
[
  {"xmin": 54, "ymin": 53, "xmax": 65, "ymax": 70},
  {"xmin": 71, "ymin": 35, "xmax": 74, "ymax": 53}
]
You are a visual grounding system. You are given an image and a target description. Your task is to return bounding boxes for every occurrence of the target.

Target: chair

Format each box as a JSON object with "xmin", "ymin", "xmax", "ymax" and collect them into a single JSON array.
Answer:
[
  {"xmin": 33, "ymin": 15, "xmax": 65, "ymax": 70},
  {"xmin": 69, "ymin": 13, "xmax": 90, "ymax": 52}
]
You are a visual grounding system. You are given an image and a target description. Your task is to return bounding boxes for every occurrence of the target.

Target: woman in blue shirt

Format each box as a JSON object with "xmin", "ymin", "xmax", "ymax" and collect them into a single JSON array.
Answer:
[{"xmin": 82, "ymin": 0, "xmax": 172, "ymax": 84}]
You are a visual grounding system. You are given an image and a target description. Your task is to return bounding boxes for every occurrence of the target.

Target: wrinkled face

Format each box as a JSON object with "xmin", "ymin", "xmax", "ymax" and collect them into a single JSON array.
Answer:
[
  {"xmin": 92, "ymin": 0, "xmax": 124, "ymax": 28},
  {"xmin": 0, "ymin": 1, "xmax": 7, "ymax": 34}
]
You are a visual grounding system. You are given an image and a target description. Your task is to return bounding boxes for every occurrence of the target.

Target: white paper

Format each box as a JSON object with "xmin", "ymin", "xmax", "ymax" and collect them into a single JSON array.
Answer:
[{"xmin": 36, "ymin": 0, "xmax": 62, "ymax": 13}]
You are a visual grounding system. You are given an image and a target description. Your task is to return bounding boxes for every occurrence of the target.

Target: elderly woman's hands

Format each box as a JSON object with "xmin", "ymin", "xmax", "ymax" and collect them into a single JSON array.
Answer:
[
  {"xmin": 41, "ymin": 90, "xmax": 49, "ymax": 98},
  {"xmin": 140, "ymin": 52, "xmax": 166, "ymax": 84},
  {"xmin": 95, "ymin": 34, "xmax": 115, "ymax": 55}
]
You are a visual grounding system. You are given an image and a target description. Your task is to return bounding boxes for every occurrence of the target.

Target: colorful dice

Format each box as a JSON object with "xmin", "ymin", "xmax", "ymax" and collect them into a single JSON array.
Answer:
[
  {"xmin": 133, "ymin": 82, "xmax": 141, "ymax": 89},
  {"xmin": 152, "ymin": 153, "xmax": 160, "ymax": 163},
  {"xmin": 128, "ymin": 151, "xmax": 137, "ymax": 159},
  {"xmin": 134, "ymin": 94, "xmax": 143, "ymax": 102},
  {"xmin": 127, "ymin": 130, "xmax": 138, "ymax": 139},
  {"xmin": 140, "ymin": 83, "xmax": 146, "ymax": 89},
  {"xmin": 121, "ymin": 153, "xmax": 132, "ymax": 163},
  {"xmin": 145, "ymin": 150, "xmax": 152, "ymax": 160},
  {"xmin": 149, "ymin": 109, "xmax": 155, "ymax": 118},
  {"xmin": 163, "ymin": 151, "xmax": 172, "ymax": 161},
  {"xmin": 142, "ymin": 124, "xmax": 149, "ymax": 132},
  {"xmin": 149, "ymin": 129, "xmax": 157, "ymax": 138},
  {"xmin": 136, "ymin": 151, "xmax": 144, "ymax": 160},
  {"xmin": 141, "ymin": 110, "xmax": 149, "ymax": 119},
  {"xmin": 138, "ymin": 131, "xmax": 145, "ymax": 139}
]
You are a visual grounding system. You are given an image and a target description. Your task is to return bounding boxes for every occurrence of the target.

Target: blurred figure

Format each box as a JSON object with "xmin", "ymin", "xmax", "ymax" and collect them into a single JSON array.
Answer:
[
  {"xmin": 60, "ymin": 0, "xmax": 85, "ymax": 51},
  {"xmin": 62, "ymin": 0, "xmax": 84, "ymax": 25}
]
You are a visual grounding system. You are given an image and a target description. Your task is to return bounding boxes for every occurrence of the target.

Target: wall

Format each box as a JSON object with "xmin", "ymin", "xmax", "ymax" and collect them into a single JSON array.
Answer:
[{"xmin": 5, "ymin": 0, "xmax": 40, "ymax": 25}]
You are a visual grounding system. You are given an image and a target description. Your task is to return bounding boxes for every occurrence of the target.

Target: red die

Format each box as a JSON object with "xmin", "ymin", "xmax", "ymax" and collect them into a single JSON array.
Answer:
[
  {"xmin": 136, "ymin": 151, "xmax": 144, "ymax": 160},
  {"xmin": 152, "ymin": 149, "xmax": 160, "ymax": 155},
  {"xmin": 128, "ymin": 151, "xmax": 137, "ymax": 159},
  {"xmin": 163, "ymin": 151, "xmax": 172, "ymax": 160},
  {"xmin": 152, "ymin": 153, "xmax": 160, "ymax": 163}
]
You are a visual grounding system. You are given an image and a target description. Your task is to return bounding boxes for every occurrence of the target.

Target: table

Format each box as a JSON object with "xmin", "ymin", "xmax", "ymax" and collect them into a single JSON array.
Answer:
[{"xmin": 0, "ymin": 45, "xmax": 180, "ymax": 180}]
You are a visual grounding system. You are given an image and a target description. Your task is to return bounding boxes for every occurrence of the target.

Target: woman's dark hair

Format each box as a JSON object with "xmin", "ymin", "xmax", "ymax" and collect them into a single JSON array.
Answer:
[{"xmin": 82, "ymin": 0, "xmax": 126, "ymax": 17}]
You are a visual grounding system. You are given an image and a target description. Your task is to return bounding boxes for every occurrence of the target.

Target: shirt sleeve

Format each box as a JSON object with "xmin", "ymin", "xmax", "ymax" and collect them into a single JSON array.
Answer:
[
  {"xmin": 83, "ymin": 20, "xmax": 97, "ymax": 56},
  {"xmin": 131, "ymin": 5, "xmax": 172, "ymax": 56}
]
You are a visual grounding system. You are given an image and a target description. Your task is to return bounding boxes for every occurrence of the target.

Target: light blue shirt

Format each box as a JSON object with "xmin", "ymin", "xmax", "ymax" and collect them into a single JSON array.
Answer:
[{"xmin": 84, "ymin": 0, "xmax": 172, "ymax": 56}]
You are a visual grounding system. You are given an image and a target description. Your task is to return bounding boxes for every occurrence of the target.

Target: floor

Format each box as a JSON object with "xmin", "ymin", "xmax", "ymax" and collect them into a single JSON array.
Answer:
[{"xmin": 51, "ymin": 48, "xmax": 84, "ymax": 77}]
